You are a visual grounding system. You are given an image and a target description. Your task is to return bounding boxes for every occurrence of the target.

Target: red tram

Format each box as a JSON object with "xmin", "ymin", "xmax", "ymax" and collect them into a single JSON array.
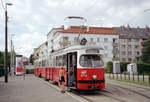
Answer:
[
  {"xmin": 34, "ymin": 44, "xmax": 105, "ymax": 90},
  {"xmin": 16, "ymin": 55, "xmax": 24, "ymax": 76}
]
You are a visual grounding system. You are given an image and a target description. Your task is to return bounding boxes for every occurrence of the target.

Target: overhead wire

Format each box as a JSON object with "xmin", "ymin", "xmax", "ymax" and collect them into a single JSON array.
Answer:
[{"xmin": 81, "ymin": 0, "xmax": 98, "ymax": 16}]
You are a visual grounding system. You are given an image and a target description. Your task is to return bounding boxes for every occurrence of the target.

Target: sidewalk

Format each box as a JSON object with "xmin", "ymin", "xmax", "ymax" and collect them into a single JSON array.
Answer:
[{"xmin": 0, "ymin": 75, "xmax": 79, "ymax": 102}]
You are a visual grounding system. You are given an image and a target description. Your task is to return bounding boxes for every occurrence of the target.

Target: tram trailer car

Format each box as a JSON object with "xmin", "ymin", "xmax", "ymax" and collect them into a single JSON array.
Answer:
[
  {"xmin": 34, "ymin": 45, "xmax": 105, "ymax": 91},
  {"xmin": 15, "ymin": 55, "xmax": 24, "ymax": 76}
]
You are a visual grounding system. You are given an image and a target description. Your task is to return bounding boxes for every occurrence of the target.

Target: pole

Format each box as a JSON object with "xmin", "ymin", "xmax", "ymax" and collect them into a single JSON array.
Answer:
[
  {"xmin": 4, "ymin": 6, "xmax": 8, "ymax": 83},
  {"xmin": 24, "ymin": 63, "xmax": 25, "ymax": 80}
]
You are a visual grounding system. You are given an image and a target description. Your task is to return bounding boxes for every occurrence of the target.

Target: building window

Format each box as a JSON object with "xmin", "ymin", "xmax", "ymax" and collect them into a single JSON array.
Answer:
[
  {"xmin": 122, "ymin": 58, "xmax": 126, "ymax": 61},
  {"xmin": 135, "ymin": 51, "xmax": 140, "ymax": 55},
  {"xmin": 128, "ymin": 45, "xmax": 131, "ymax": 49},
  {"xmin": 104, "ymin": 38, "xmax": 108, "ymax": 42},
  {"xmin": 113, "ymin": 38, "xmax": 118, "ymax": 43},
  {"xmin": 122, "ymin": 51, "xmax": 126, "ymax": 55},
  {"xmin": 63, "ymin": 36, "xmax": 68, "ymax": 40},
  {"xmin": 97, "ymin": 38, "xmax": 100, "ymax": 42},
  {"xmin": 128, "ymin": 39, "xmax": 131, "ymax": 42},
  {"xmin": 135, "ymin": 45, "xmax": 139, "ymax": 49},
  {"xmin": 128, "ymin": 51, "xmax": 132, "ymax": 55},
  {"xmin": 122, "ymin": 45, "xmax": 126, "ymax": 49},
  {"xmin": 90, "ymin": 38, "xmax": 93, "ymax": 42},
  {"xmin": 122, "ymin": 39, "xmax": 125, "ymax": 43},
  {"xmin": 128, "ymin": 58, "xmax": 132, "ymax": 61},
  {"xmin": 74, "ymin": 37, "xmax": 78, "ymax": 43}
]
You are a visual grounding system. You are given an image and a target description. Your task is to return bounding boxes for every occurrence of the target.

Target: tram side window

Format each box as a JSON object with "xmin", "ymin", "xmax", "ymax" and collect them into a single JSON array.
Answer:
[
  {"xmin": 56, "ymin": 56, "xmax": 59, "ymax": 67},
  {"xmin": 57, "ymin": 56, "xmax": 61, "ymax": 66},
  {"xmin": 53, "ymin": 58, "xmax": 55, "ymax": 67},
  {"xmin": 63, "ymin": 54, "xmax": 67, "ymax": 67},
  {"xmin": 80, "ymin": 55, "xmax": 104, "ymax": 67}
]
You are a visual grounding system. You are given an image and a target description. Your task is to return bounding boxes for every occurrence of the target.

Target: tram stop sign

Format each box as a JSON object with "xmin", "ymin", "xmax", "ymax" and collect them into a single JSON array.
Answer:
[{"xmin": 80, "ymin": 38, "xmax": 87, "ymax": 45}]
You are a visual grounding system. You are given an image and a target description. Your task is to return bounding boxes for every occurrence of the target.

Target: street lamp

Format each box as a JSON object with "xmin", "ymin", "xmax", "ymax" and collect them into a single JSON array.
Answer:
[
  {"xmin": 10, "ymin": 34, "xmax": 15, "ymax": 72},
  {"xmin": 4, "ymin": 3, "xmax": 13, "ymax": 83}
]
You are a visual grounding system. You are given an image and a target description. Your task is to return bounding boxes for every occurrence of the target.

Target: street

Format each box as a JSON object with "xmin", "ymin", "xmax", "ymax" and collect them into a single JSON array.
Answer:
[{"xmin": 0, "ymin": 75, "xmax": 150, "ymax": 102}]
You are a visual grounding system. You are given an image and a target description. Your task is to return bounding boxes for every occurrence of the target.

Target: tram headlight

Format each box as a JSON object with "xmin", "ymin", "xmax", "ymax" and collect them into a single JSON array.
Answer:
[{"xmin": 92, "ymin": 75, "xmax": 97, "ymax": 80}]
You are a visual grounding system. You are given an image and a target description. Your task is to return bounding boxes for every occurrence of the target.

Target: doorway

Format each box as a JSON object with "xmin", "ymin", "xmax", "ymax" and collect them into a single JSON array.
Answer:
[{"xmin": 67, "ymin": 52, "xmax": 77, "ymax": 88}]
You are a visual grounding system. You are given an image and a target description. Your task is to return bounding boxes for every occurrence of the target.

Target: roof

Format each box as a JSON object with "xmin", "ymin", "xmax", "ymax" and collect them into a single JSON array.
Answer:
[
  {"xmin": 49, "ymin": 26, "xmax": 118, "ymax": 35},
  {"xmin": 114, "ymin": 27, "xmax": 150, "ymax": 39}
]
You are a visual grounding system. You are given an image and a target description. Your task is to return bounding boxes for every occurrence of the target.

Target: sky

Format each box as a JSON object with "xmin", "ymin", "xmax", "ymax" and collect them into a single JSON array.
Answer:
[{"xmin": 0, "ymin": 0, "xmax": 150, "ymax": 57}]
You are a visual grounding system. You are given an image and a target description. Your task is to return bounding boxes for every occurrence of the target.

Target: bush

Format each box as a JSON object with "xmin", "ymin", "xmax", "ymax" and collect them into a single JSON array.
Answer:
[
  {"xmin": 0, "ymin": 68, "xmax": 4, "ymax": 77},
  {"xmin": 120, "ymin": 62, "xmax": 130, "ymax": 73},
  {"xmin": 105, "ymin": 61, "xmax": 113, "ymax": 73},
  {"xmin": 26, "ymin": 69, "xmax": 34, "ymax": 74},
  {"xmin": 136, "ymin": 62, "xmax": 150, "ymax": 74},
  {"xmin": 120, "ymin": 62, "xmax": 150, "ymax": 74}
]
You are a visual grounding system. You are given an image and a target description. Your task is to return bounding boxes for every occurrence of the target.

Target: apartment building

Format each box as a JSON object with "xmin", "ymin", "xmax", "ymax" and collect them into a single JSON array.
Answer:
[
  {"xmin": 114, "ymin": 26, "xmax": 150, "ymax": 62},
  {"xmin": 47, "ymin": 27, "xmax": 119, "ymax": 66},
  {"xmin": 33, "ymin": 41, "xmax": 48, "ymax": 67}
]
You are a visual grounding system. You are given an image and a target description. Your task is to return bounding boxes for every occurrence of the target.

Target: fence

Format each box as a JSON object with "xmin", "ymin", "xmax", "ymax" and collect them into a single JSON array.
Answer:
[{"xmin": 109, "ymin": 73, "xmax": 150, "ymax": 86}]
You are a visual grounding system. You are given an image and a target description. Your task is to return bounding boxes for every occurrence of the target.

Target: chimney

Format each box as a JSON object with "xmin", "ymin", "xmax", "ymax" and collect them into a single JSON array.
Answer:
[{"xmin": 127, "ymin": 24, "xmax": 130, "ymax": 31}]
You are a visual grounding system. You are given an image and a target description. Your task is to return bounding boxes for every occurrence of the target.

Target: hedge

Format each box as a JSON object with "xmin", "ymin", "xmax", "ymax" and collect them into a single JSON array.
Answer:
[
  {"xmin": 105, "ymin": 62, "xmax": 150, "ymax": 74},
  {"xmin": 105, "ymin": 61, "xmax": 113, "ymax": 73},
  {"xmin": 0, "ymin": 68, "xmax": 4, "ymax": 77},
  {"xmin": 136, "ymin": 62, "xmax": 150, "ymax": 74}
]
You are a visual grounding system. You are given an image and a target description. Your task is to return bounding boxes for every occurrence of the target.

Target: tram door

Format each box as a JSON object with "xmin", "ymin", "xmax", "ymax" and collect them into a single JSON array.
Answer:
[{"xmin": 67, "ymin": 52, "xmax": 77, "ymax": 88}]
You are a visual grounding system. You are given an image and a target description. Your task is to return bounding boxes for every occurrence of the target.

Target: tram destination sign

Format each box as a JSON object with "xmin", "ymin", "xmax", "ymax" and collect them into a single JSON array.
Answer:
[{"xmin": 86, "ymin": 49, "xmax": 99, "ymax": 53}]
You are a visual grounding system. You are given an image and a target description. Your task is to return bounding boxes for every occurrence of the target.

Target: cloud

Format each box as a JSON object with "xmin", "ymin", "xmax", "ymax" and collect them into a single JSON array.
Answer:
[{"xmin": 0, "ymin": 0, "xmax": 150, "ymax": 57}]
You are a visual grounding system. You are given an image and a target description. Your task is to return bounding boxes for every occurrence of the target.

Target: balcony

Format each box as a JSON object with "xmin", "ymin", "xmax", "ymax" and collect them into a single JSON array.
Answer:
[{"xmin": 112, "ymin": 57, "xmax": 120, "ymax": 61}]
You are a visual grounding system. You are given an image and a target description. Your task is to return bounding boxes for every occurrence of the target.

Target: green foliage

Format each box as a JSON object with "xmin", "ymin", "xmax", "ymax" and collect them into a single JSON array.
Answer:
[
  {"xmin": 26, "ymin": 69, "xmax": 34, "ymax": 74},
  {"xmin": 141, "ymin": 37, "xmax": 150, "ymax": 63},
  {"xmin": 0, "ymin": 51, "xmax": 4, "ymax": 68},
  {"xmin": 120, "ymin": 62, "xmax": 150, "ymax": 74},
  {"xmin": 105, "ymin": 61, "xmax": 113, "ymax": 73},
  {"xmin": 29, "ymin": 54, "xmax": 34, "ymax": 65},
  {"xmin": 0, "ymin": 68, "xmax": 4, "ymax": 77},
  {"xmin": 136, "ymin": 62, "xmax": 150, "ymax": 74},
  {"xmin": 120, "ymin": 62, "xmax": 130, "ymax": 73},
  {"xmin": 0, "ymin": 51, "xmax": 11, "ymax": 69}
]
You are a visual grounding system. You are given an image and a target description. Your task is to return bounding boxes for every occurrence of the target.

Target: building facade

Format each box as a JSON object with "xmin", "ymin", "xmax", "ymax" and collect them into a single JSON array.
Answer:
[
  {"xmin": 47, "ymin": 26, "xmax": 119, "ymax": 66},
  {"xmin": 114, "ymin": 26, "xmax": 150, "ymax": 62}
]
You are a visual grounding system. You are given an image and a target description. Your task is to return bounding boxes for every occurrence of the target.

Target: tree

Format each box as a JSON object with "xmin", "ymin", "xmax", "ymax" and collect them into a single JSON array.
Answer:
[
  {"xmin": 141, "ymin": 37, "xmax": 150, "ymax": 63},
  {"xmin": 0, "ymin": 51, "xmax": 11, "ymax": 68},
  {"xmin": 105, "ymin": 61, "xmax": 113, "ymax": 73},
  {"xmin": 29, "ymin": 54, "xmax": 34, "ymax": 65}
]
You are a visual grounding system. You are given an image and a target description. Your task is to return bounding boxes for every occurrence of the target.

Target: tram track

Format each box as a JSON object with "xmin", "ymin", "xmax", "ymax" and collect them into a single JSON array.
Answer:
[
  {"xmin": 71, "ymin": 89, "xmax": 127, "ymax": 102},
  {"xmin": 107, "ymin": 83, "xmax": 150, "ymax": 100}
]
